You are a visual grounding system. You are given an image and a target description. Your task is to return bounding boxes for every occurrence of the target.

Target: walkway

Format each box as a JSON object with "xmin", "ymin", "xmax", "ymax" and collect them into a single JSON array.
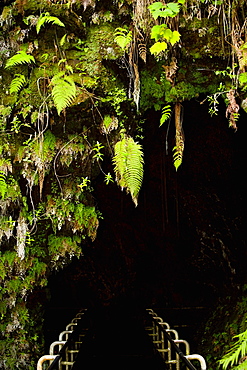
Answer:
[{"xmin": 71, "ymin": 306, "xmax": 166, "ymax": 369}]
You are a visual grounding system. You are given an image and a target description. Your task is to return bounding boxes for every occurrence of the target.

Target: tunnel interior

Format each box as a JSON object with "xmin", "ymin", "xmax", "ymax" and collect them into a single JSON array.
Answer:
[{"xmin": 43, "ymin": 98, "xmax": 247, "ymax": 354}]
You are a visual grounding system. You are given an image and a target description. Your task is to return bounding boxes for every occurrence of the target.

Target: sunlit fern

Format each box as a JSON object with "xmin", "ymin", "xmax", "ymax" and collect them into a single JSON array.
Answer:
[
  {"xmin": 5, "ymin": 51, "xmax": 35, "ymax": 69},
  {"xmin": 114, "ymin": 27, "xmax": 132, "ymax": 50},
  {"xmin": 0, "ymin": 171, "xmax": 7, "ymax": 199},
  {"xmin": 51, "ymin": 72, "xmax": 76, "ymax": 115},
  {"xmin": 36, "ymin": 12, "xmax": 65, "ymax": 34},
  {"xmin": 9, "ymin": 74, "xmax": 26, "ymax": 94},
  {"xmin": 219, "ymin": 329, "xmax": 247, "ymax": 370},
  {"xmin": 113, "ymin": 134, "xmax": 144, "ymax": 206},
  {"xmin": 160, "ymin": 104, "xmax": 172, "ymax": 126}
]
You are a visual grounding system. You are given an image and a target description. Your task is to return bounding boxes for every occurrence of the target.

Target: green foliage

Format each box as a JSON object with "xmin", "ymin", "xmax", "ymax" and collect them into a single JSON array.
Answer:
[
  {"xmin": 36, "ymin": 12, "xmax": 65, "ymax": 34},
  {"xmin": 148, "ymin": 2, "xmax": 181, "ymax": 55},
  {"xmin": 5, "ymin": 51, "xmax": 35, "ymax": 69},
  {"xmin": 104, "ymin": 173, "xmax": 114, "ymax": 185},
  {"xmin": 51, "ymin": 71, "xmax": 77, "ymax": 115},
  {"xmin": 9, "ymin": 74, "xmax": 26, "ymax": 95},
  {"xmin": 219, "ymin": 328, "xmax": 247, "ymax": 369},
  {"xmin": 239, "ymin": 72, "xmax": 247, "ymax": 90},
  {"xmin": 48, "ymin": 235, "xmax": 81, "ymax": 261},
  {"xmin": 114, "ymin": 27, "xmax": 132, "ymax": 50},
  {"xmin": 150, "ymin": 41, "xmax": 168, "ymax": 55},
  {"xmin": 173, "ymin": 145, "xmax": 183, "ymax": 171},
  {"xmin": 93, "ymin": 141, "xmax": 104, "ymax": 161},
  {"xmin": 0, "ymin": 171, "xmax": 7, "ymax": 198},
  {"xmin": 160, "ymin": 104, "xmax": 172, "ymax": 126},
  {"xmin": 148, "ymin": 2, "xmax": 182, "ymax": 19},
  {"xmin": 113, "ymin": 134, "xmax": 144, "ymax": 206}
]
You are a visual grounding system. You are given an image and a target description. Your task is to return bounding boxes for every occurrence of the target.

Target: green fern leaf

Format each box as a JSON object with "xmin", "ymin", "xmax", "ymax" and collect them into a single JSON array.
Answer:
[
  {"xmin": 9, "ymin": 74, "xmax": 26, "ymax": 94},
  {"xmin": 219, "ymin": 329, "xmax": 247, "ymax": 370},
  {"xmin": 5, "ymin": 51, "xmax": 35, "ymax": 69},
  {"xmin": 51, "ymin": 72, "xmax": 76, "ymax": 115},
  {"xmin": 0, "ymin": 171, "xmax": 7, "ymax": 199},
  {"xmin": 114, "ymin": 27, "xmax": 132, "ymax": 50},
  {"xmin": 160, "ymin": 104, "xmax": 172, "ymax": 126},
  {"xmin": 173, "ymin": 145, "xmax": 183, "ymax": 171},
  {"xmin": 36, "ymin": 12, "xmax": 65, "ymax": 34},
  {"xmin": 113, "ymin": 135, "xmax": 144, "ymax": 206}
]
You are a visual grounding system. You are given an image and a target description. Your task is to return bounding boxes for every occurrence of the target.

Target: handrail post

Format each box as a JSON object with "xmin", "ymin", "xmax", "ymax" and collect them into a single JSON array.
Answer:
[
  {"xmin": 185, "ymin": 354, "xmax": 207, "ymax": 370},
  {"xmin": 37, "ymin": 355, "xmax": 57, "ymax": 370},
  {"xmin": 146, "ymin": 309, "xmax": 206, "ymax": 370}
]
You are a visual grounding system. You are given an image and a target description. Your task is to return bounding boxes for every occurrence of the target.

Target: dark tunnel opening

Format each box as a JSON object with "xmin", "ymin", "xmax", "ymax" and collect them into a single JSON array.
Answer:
[{"xmin": 43, "ymin": 97, "xmax": 247, "ymax": 355}]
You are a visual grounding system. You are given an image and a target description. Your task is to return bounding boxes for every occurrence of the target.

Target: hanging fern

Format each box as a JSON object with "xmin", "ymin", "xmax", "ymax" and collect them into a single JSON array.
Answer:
[
  {"xmin": 9, "ymin": 74, "xmax": 26, "ymax": 94},
  {"xmin": 36, "ymin": 12, "xmax": 65, "ymax": 34},
  {"xmin": 113, "ymin": 135, "xmax": 144, "ymax": 206},
  {"xmin": 160, "ymin": 104, "xmax": 172, "ymax": 126},
  {"xmin": 0, "ymin": 171, "xmax": 7, "ymax": 199},
  {"xmin": 5, "ymin": 51, "xmax": 35, "ymax": 69},
  {"xmin": 51, "ymin": 72, "xmax": 76, "ymax": 115},
  {"xmin": 114, "ymin": 27, "xmax": 132, "ymax": 50},
  {"xmin": 219, "ymin": 329, "xmax": 247, "ymax": 370}
]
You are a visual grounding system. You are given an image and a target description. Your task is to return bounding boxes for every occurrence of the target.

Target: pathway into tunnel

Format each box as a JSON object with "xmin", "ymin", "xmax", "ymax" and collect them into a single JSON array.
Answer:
[{"xmin": 43, "ymin": 98, "xmax": 247, "ymax": 362}]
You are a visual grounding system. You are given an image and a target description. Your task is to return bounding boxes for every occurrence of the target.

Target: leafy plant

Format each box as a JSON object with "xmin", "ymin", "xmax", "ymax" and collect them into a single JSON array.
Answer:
[
  {"xmin": 148, "ymin": 2, "xmax": 183, "ymax": 55},
  {"xmin": 51, "ymin": 71, "xmax": 76, "ymax": 115},
  {"xmin": 114, "ymin": 27, "xmax": 132, "ymax": 50},
  {"xmin": 9, "ymin": 74, "xmax": 26, "ymax": 95},
  {"xmin": 36, "ymin": 12, "xmax": 65, "ymax": 34},
  {"xmin": 219, "ymin": 328, "xmax": 247, "ymax": 369},
  {"xmin": 160, "ymin": 104, "xmax": 172, "ymax": 126},
  {"xmin": 113, "ymin": 134, "xmax": 144, "ymax": 206},
  {"xmin": 93, "ymin": 141, "xmax": 105, "ymax": 161},
  {"xmin": 148, "ymin": 1, "xmax": 184, "ymax": 19},
  {"xmin": 0, "ymin": 171, "xmax": 7, "ymax": 199},
  {"xmin": 5, "ymin": 51, "xmax": 35, "ymax": 69}
]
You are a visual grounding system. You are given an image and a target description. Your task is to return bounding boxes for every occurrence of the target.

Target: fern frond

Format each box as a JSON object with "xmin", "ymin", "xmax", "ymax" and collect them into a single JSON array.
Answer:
[
  {"xmin": 173, "ymin": 145, "xmax": 183, "ymax": 171},
  {"xmin": 5, "ymin": 51, "xmax": 35, "ymax": 69},
  {"xmin": 36, "ymin": 12, "xmax": 65, "ymax": 34},
  {"xmin": 9, "ymin": 74, "xmax": 26, "ymax": 94},
  {"xmin": 51, "ymin": 72, "xmax": 76, "ymax": 115},
  {"xmin": 0, "ymin": 171, "xmax": 7, "ymax": 199},
  {"xmin": 113, "ymin": 135, "xmax": 144, "ymax": 206},
  {"xmin": 219, "ymin": 329, "xmax": 247, "ymax": 370},
  {"xmin": 160, "ymin": 104, "xmax": 172, "ymax": 126},
  {"xmin": 114, "ymin": 27, "xmax": 132, "ymax": 50}
]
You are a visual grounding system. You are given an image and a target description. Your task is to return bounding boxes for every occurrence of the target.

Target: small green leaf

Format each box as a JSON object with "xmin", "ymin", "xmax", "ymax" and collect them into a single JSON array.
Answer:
[
  {"xmin": 162, "ymin": 28, "xmax": 173, "ymax": 41},
  {"xmin": 151, "ymin": 24, "xmax": 167, "ymax": 41},
  {"xmin": 150, "ymin": 41, "xmax": 167, "ymax": 55},
  {"xmin": 166, "ymin": 2, "xmax": 180, "ymax": 16},
  {"xmin": 239, "ymin": 72, "xmax": 247, "ymax": 85},
  {"xmin": 60, "ymin": 34, "xmax": 67, "ymax": 47},
  {"xmin": 170, "ymin": 30, "xmax": 181, "ymax": 45}
]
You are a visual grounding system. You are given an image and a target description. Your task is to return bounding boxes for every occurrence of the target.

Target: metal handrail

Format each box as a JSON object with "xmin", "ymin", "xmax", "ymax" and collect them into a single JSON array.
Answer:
[
  {"xmin": 146, "ymin": 309, "xmax": 207, "ymax": 370},
  {"xmin": 37, "ymin": 309, "xmax": 88, "ymax": 370}
]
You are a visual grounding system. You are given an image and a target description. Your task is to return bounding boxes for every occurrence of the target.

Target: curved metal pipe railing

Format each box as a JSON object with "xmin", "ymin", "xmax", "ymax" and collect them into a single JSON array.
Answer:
[
  {"xmin": 37, "ymin": 309, "xmax": 88, "ymax": 370},
  {"xmin": 146, "ymin": 308, "xmax": 207, "ymax": 370}
]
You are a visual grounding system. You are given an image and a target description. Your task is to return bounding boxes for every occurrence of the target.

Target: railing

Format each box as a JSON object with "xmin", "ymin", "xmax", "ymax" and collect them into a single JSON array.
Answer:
[
  {"xmin": 146, "ymin": 309, "xmax": 206, "ymax": 370},
  {"xmin": 37, "ymin": 309, "xmax": 88, "ymax": 370}
]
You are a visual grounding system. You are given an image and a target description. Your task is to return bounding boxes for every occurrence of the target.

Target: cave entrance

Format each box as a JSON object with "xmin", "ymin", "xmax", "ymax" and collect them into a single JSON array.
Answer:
[{"xmin": 43, "ymin": 98, "xmax": 246, "ymax": 355}]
